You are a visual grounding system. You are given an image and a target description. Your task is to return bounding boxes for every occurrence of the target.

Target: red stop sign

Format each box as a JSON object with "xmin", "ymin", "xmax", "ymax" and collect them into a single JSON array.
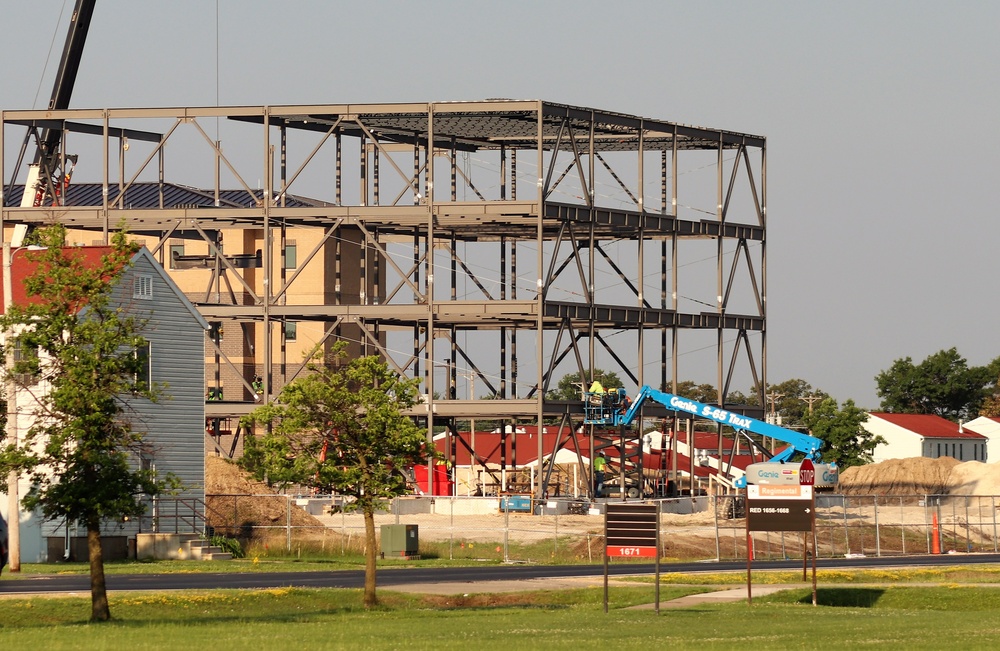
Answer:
[{"xmin": 799, "ymin": 457, "xmax": 815, "ymax": 486}]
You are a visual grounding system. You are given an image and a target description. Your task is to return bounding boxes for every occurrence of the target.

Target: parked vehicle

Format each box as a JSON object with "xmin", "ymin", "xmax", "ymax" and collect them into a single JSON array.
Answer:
[{"xmin": 0, "ymin": 513, "xmax": 8, "ymax": 573}]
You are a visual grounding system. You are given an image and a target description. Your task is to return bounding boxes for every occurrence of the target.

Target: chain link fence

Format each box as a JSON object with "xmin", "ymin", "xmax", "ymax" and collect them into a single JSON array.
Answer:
[{"xmin": 197, "ymin": 493, "xmax": 1000, "ymax": 563}]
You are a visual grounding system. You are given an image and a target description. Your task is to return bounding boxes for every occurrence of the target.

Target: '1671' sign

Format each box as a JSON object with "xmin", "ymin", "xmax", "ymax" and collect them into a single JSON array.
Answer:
[{"xmin": 605, "ymin": 503, "xmax": 658, "ymax": 557}]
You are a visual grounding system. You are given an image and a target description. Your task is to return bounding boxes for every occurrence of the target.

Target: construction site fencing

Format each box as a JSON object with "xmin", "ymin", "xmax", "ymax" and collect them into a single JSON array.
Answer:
[{"xmin": 202, "ymin": 493, "xmax": 1000, "ymax": 563}]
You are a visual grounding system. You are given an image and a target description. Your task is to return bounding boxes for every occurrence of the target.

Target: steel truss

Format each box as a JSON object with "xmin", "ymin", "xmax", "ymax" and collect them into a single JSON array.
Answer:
[{"xmin": 2, "ymin": 100, "xmax": 767, "ymax": 497}]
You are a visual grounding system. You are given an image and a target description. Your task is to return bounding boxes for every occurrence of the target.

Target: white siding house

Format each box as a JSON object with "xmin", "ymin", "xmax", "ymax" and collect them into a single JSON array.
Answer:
[
  {"xmin": 1, "ymin": 246, "xmax": 209, "ymax": 563},
  {"xmin": 865, "ymin": 412, "xmax": 988, "ymax": 464},
  {"xmin": 962, "ymin": 417, "xmax": 998, "ymax": 463}
]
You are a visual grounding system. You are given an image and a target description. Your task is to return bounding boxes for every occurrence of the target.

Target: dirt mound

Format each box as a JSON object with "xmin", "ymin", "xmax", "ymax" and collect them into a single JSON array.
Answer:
[
  {"xmin": 206, "ymin": 455, "xmax": 269, "ymax": 494},
  {"xmin": 947, "ymin": 461, "xmax": 1000, "ymax": 495},
  {"xmin": 204, "ymin": 456, "xmax": 324, "ymax": 535},
  {"xmin": 839, "ymin": 457, "xmax": 959, "ymax": 495}
]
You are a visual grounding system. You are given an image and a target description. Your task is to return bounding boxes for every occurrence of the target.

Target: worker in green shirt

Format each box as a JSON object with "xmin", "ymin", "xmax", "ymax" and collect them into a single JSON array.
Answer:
[{"xmin": 593, "ymin": 451, "xmax": 608, "ymax": 497}]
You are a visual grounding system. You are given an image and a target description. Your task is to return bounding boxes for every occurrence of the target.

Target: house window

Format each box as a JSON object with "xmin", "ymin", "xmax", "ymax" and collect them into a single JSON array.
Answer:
[
  {"xmin": 284, "ymin": 244, "xmax": 297, "ymax": 270},
  {"xmin": 284, "ymin": 321, "xmax": 297, "ymax": 341},
  {"xmin": 169, "ymin": 244, "xmax": 185, "ymax": 269},
  {"xmin": 134, "ymin": 274, "xmax": 153, "ymax": 300},
  {"xmin": 134, "ymin": 342, "xmax": 151, "ymax": 390},
  {"xmin": 936, "ymin": 443, "xmax": 941, "ymax": 458},
  {"xmin": 12, "ymin": 339, "xmax": 39, "ymax": 385}
]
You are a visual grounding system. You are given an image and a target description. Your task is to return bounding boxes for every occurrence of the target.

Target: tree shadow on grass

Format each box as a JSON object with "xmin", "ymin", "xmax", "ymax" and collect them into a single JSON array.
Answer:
[{"xmin": 798, "ymin": 588, "xmax": 886, "ymax": 608}]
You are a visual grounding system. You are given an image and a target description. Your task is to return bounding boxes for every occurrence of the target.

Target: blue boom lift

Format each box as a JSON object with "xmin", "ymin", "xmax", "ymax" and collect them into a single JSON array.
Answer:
[{"xmin": 583, "ymin": 385, "xmax": 838, "ymax": 489}]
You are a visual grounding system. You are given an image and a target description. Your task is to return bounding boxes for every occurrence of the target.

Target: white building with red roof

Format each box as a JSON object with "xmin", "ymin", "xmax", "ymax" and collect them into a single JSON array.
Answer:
[
  {"xmin": 961, "ymin": 417, "xmax": 1000, "ymax": 463},
  {"xmin": 865, "ymin": 412, "xmax": 988, "ymax": 463}
]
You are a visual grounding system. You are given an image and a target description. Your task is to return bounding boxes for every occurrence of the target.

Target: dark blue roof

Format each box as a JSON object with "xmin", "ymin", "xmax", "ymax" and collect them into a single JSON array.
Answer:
[{"xmin": 6, "ymin": 182, "xmax": 326, "ymax": 209}]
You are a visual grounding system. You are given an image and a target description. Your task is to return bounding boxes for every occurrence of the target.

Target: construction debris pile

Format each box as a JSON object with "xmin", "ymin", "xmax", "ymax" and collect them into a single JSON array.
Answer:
[
  {"xmin": 205, "ymin": 455, "xmax": 324, "ymax": 536},
  {"xmin": 838, "ymin": 457, "xmax": 1000, "ymax": 496}
]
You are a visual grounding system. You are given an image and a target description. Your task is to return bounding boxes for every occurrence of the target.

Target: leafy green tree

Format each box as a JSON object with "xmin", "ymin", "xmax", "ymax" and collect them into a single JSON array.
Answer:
[
  {"xmin": 804, "ymin": 398, "xmax": 881, "ymax": 469},
  {"xmin": 546, "ymin": 368, "xmax": 624, "ymax": 401},
  {"xmin": 724, "ymin": 389, "xmax": 756, "ymax": 406},
  {"xmin": 876, "ymin": 348, "xmax": 992, "ymax": 421},
  {"xmin": 240, "ymin": 344, "xmax": 429, "ymax": 607},
  {"xmin": 668, "ymin": 381, "xmax": 718, "ymax": 404},
  {"xmin": 0, "ymin": 225, "xmax": 171, "ymax": 622},
  {"xmin": 976, "ymin": 356, "xmax": 1000, "ymax": 417}
]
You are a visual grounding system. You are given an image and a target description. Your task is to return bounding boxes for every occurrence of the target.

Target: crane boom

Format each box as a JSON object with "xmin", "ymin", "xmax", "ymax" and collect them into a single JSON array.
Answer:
[{"xmin": 22, "ymin": 0, "xmax": 96, "ymax": 207}]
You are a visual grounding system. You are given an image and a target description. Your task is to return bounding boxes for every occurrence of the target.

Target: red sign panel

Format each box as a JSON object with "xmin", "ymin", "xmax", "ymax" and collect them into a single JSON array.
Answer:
[
  {"xmin": 799, "ymin": 458, "xmax": 815, "ymax": 486},
  {"xmin": 607, "ymin": 545, "xmax": 657, "ymax": 558}
]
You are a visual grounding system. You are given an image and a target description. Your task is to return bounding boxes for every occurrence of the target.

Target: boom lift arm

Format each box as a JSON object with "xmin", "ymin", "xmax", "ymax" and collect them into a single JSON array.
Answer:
[{"xmin": 584, "ymin": 385, "xmax": 834, "ymax": 487}]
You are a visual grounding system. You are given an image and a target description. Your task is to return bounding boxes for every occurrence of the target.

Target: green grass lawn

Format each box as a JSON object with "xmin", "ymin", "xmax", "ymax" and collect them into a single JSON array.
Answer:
[{"xmin": 2, "ymin": 578, "xmax": 1000, "ymax": 650}]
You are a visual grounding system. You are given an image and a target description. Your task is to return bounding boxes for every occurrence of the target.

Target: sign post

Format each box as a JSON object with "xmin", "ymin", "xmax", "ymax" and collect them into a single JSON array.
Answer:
[
  {"xmin": 798, "ymin": 458, "xmax": 817, "ymax": 606},
  {"xmin": 746, "ymin": 478, "xmax": 817, "ymax": 606},
  {"xmin": 604, "ymin": 502, "xmax": 660, "ymax": 614}
]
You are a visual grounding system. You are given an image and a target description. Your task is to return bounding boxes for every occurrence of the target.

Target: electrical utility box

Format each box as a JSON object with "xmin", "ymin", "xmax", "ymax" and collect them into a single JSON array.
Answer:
[{"xmin": 380, "ymin": 524, "xmax": 419, "ymax": 558}]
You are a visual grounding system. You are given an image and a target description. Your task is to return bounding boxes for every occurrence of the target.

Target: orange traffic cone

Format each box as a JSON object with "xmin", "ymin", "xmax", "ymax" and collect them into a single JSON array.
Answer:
[{"xmin": 931, "ymin": 512, "xmax": 941, "ymax": 554}]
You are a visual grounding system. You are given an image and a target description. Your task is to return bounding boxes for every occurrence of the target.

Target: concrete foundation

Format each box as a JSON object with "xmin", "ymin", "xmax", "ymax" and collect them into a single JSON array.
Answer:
[{"xmin": 136, "ymin": 533, "xmax": 201, "ymax": 560}]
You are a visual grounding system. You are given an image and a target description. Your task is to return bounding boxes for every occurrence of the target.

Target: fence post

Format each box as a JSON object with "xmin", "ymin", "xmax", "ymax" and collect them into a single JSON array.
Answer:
[
  {"xmin": 990, "ymin": 495, "xmax": 997, "ymax": 553},
  {"xmin": 713, "ymin": 495, "xmax": 720, "ymax": 562},
  {"xmin": 554, "ymin": 511, "xmax": 559, "ymax": 557},
  {"xmin": 449, "ymin": 496, "xmax": 454, "ymax": 561},
  {"xmin": 286, "ymin": 495, "xmax": 292, "ymax": 552},
  {"xmin": 951, "ymin": 498, "xmax": 957, "ymax": 552},
  {"xmin": 503, "ymin": 501, "xmax": 510, "ymax": 563},
  {"xmin": 842, "ymin": 496, "xmax": 850, "ymax": 555},
  {"xmin": 874, "ymin": 496, "xmax": 881, "ymax": 557},
  {"xmin": 923, "ymin": 496, "xmax": 930, "ymax": 554},
  {"xmin": 965, "ymin": 495, "xmax": 972, "ymax": 552},
  {"xmin": 900, "ymin": 496, "xmax": 905, "ymax": 556}
]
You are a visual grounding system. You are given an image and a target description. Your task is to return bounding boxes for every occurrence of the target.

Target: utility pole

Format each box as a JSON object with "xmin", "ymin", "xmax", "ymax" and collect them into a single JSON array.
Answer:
[
  {"xmin": 765, "ymin": 392, "xmax": 784, "ymax": 453},
  {"xmin": 800, "ymin": 393, "xmax": 824, "ymax": 434},
  {"xmin": 4, "ymin": 242, "xmax": 20, "ymax": 572}
]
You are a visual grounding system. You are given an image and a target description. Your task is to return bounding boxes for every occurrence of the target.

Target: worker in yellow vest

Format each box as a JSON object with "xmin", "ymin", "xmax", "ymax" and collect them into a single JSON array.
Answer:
[{"xmin": 593, "ymin": 451, "xmax": 608, "ymax": 498}]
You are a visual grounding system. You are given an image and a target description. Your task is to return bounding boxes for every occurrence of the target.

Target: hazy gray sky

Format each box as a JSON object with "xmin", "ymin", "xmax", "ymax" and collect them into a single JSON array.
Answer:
[{"xmin": 3, "ymin": 1, "xmax": 998, "ymax": 408}]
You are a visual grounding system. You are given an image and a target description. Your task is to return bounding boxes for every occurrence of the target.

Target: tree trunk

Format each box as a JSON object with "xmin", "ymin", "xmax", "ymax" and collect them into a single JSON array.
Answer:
[
  {"xmin": 363, "ymin": 505, "xmax": 378, "ymax": 607},
  {"xmin": 87, "ymin": 520, "xmax": 111, "ymax": 621}
]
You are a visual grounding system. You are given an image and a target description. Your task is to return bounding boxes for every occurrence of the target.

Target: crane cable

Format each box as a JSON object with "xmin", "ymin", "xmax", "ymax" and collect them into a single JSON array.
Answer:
[{"xmin": 32, "ymin": 0, "xmax": 71, "ymax": 109}]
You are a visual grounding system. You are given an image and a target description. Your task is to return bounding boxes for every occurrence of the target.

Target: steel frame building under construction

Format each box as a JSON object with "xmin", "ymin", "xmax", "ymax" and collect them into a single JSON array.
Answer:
[{"xmin": 2, "ymin": 99, "xmax": 767, "ymax": 497}]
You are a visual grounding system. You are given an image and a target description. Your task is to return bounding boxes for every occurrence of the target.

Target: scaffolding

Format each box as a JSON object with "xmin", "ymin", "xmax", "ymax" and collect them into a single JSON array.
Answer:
[{"xmin": 2, "ymin": 99, "xmax": 767, "ymax": 496}]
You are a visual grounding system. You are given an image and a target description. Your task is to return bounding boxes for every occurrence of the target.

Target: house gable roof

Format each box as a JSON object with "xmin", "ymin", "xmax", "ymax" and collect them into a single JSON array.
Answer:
[
  {"xmin": 868, "ymin": 412, "xmax": 986, "ymax": 440},
  {"xmin": 961, "ymin": 417, "xmax": 1000, "ymax": 439},
  {"xmin": 130, "ymin": 247, "xmax": 210, "ymax": 330}
]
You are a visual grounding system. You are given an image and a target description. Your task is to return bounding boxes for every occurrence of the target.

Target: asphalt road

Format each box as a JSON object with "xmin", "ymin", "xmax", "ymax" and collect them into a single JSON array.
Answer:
[{"xmin": 3, "ymin": 553, "xmax": 999, "ymax": 596}]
